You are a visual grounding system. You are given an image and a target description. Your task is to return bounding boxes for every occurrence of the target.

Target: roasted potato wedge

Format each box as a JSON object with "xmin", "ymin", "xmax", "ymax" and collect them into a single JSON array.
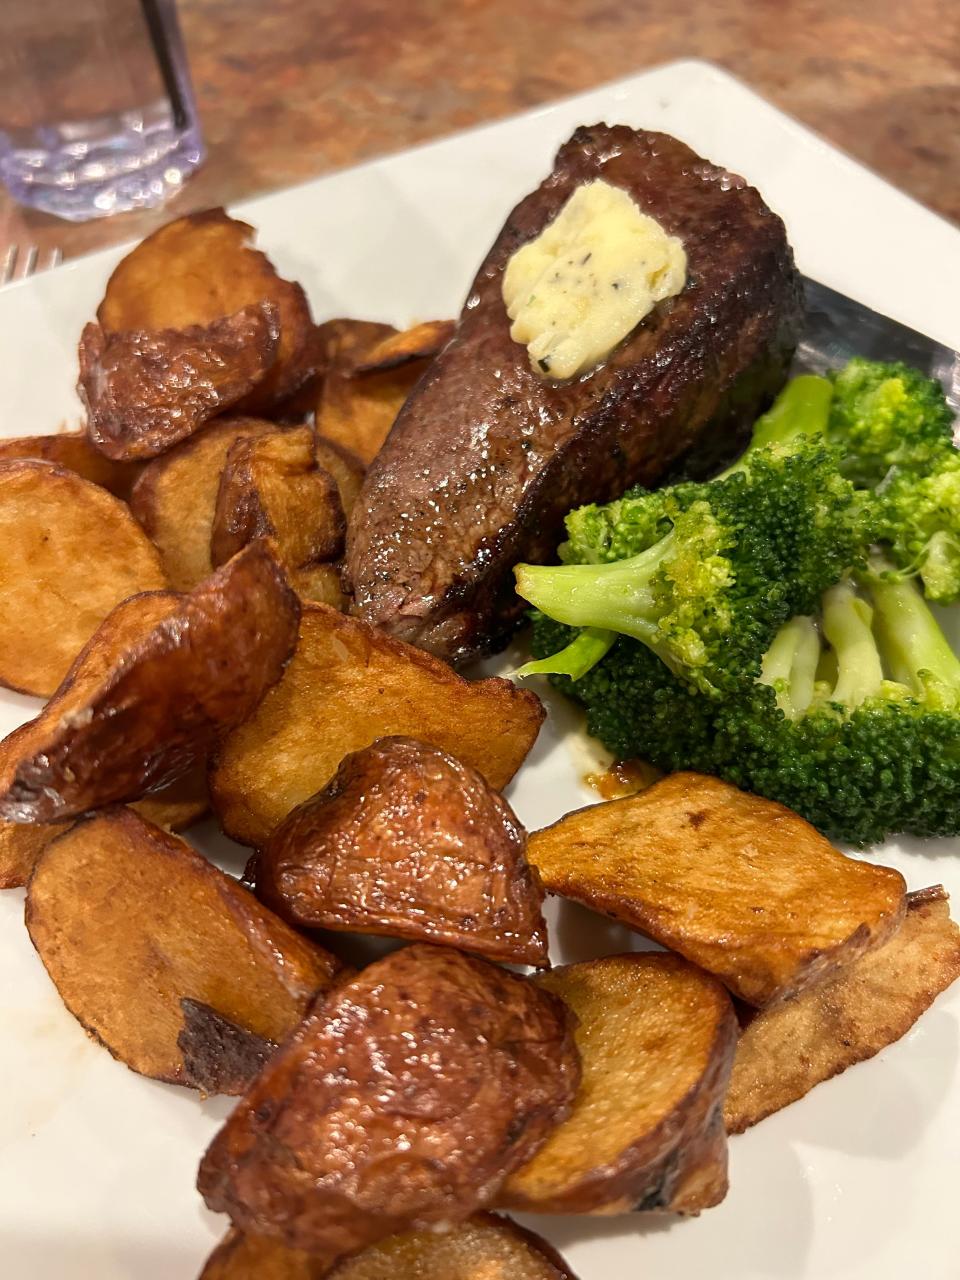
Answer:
[
  {"xmin": 0, "ymin": 460, "xmax": 167, "ymax": 696},
  {"xmin": 314, "ymin": 318, "xmax": 449, "ymax": 465},
  {"xmin": 312, "ymin": 436, "xmax": 365, "ymax": 518},
  {"xmin": 25, "ymin": 808, "xmax": 341, "ymax": 1089},
  {"xmin": 0, "ymin": 431, "xmax": 139, "ymax": 498},
  {"xmin": 528, "ymin": 773, "xmax": 906, "ymax": 1008},
  {"xmin": 210, "ymin": 603, "xmax": 545, "ymax": 846},
  {"xmin": 98, "ymin": 209, "xmax": 313, "ymax": 409},
  {"xmin": 211, "ymin": 426, "xmax": 345, "ymax": 570},
  {"xmin": 198, "ymin": 944, "xmax": 579, "ymax": 1257},
  {"xmin": 258, "ymin": 736, "xmax": 548, "ymax": 965},
  {"xmin": 498, "ymin": 953, "xmax": 736, "ymax": 1215},
  {"xmin": 80, "ymin": 307, "xmax": 280, "ymax": 460},
  {"xmin": 725, "ymin": 885, "xmax": 960, "ymax": 1133},
  {"xmin": 131, "ymin": 416, "xmax": 277, "ymax": 589},
  {"xmin": 0, "ymin": 763, "xmax": 207, "ymax": 890},
  {"xmin": 353, "ymin": 319, "xmax": 455, "ymax": 373},
  {"xmin": 0, "ymin": 541, "xmax": 299, "ymax": 823},
  {"xmin": 288, "ymin": 562, "xmax": 346, "ymax": 609},
  {"xmin": 201, "ymin": 1215, "xmax": 578, "ymax": 1280}
]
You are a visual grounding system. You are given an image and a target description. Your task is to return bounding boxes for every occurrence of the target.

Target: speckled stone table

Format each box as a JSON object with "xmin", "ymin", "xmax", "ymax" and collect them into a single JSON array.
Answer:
[{"xmin": 1, "ymin": 0, "xmax": 957, "ymax": 265}]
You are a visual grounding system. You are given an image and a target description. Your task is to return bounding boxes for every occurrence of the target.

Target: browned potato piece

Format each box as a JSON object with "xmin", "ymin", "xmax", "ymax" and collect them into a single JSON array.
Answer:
[
  {"xmin": 0, "ymin": 541, "xmax": 299, "ymax": 823},
  {"xmin": 98, "ymin": 209, "xmax": 313, "ymax": 409},
  {"xmin": 498, "ymin": 953, "xmax": 736, "ymax": 1215},
  {"xmin": 312, "ymin": 437, "xmax": 365, "ymax": 518},
  {"xmin": 0, "ymin": 460, "xmax": 167, "ymax": 696},
  {"xmin": 288, "ymin": 562, "xmax": 346, "ymax": 609},
  {"xmin": 210, "ymin": 603, "xmax": 545, "ymax": 847},
  {"xmin": 258, "ymin": 736, "xmax": 548, "ymax": 965},
  {"xmin": 80, "ymin": 307, "xmax": 280, "ymax": 460},
  {"xmin": 178, "ymin": 998, "xmax": 278, "ymax": 1096},
  {"xmin": 317, "ymin": 362, "xmax": 425, "ymax": 465},
  {"xmin": 725, "ymin": 886, "xmax": 960, "ymax": 1134},
  {"xmin": 354, "ymin": 320, "xmax": 455, "ymax": 373},
  {"xmin": 131, "ymin": 416, "xmax": 276, "ymax": 589},
  {"xmin": 0, "ymin": 764, "xmax": 207, "ymax": 890},
  {"xmin": 199, "ymin": 944, "xmax": 579, "ymax": 1257},
  {"xmin": 25, "ymin": 808, "xmax": 341, "ymax": 1088},
  {"xmin": 201, "ymin": 1216, "xmax": 579, "ymax": 1280},
  {"xmin": 528, "ymin": 773, "xmax": 906, "ymax": 1008},
  {"xmin": 0, "ymin": 432, "xmax": 139, "ymax": 498},
  {"xmin": 211, "ymin": 427, "xmax": 345, "ymax": 570}
]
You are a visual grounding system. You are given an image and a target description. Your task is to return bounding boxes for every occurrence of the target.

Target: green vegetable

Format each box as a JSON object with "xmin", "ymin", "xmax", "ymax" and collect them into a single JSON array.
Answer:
[
  {"xmin": 516, "ymin": 378, "xmax": 867, "ymax": 696},
  {"xmin": 872, "ymin": 449, "xmax": 960, "ymax": 603},
  {"xmin": 532, "ymin": 564, "xmax": 960, "ymax": 845}
]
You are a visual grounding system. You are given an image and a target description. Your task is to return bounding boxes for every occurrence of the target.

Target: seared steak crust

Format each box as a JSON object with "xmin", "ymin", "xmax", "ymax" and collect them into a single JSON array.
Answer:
[{"xmin": 346, "ymin": 125, "xmax": 803, "ymax": 663}]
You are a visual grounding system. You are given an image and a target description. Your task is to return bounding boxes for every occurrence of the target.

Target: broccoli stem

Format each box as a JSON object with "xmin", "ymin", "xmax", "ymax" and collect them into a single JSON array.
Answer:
[
  {"xmin": 759, "ymin": 616, "xmax": 821, "ymax": 718},
  {"xmin": 515, "ymin": 534, "xmax": 674, "ymax": 654},
  {"xmin": 866, "ymin": 555, "xmax": 960, "ymax": 699},
  {"xmin": 719, "ymin": 374, "xmax": 833, "ymax": 478},
  {"xmin": 820, "ymin": 580, "xmax": 885, "ymax": 708},
  {"xmin": 515, "ymin": 627, "xmax": 615, "ymax": 681}
]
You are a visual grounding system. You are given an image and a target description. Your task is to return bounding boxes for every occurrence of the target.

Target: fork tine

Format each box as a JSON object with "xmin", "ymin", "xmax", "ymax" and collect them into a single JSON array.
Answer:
[
  {"xmin": 48, "ymin": 246, "xmax": 62, "ymax": 271},
  {"xmin": 1, "ymin": 245, "xmax": 17, "ymax": 287},
  {"xmin": 22, "ymin": 245, "xmax": 39, "ymax": 277}
]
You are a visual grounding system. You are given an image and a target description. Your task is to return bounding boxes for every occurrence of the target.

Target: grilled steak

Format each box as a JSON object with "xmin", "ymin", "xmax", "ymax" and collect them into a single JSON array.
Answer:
[{"xmin": 345, "ymin": 125, "xmax": 804, "ymax": 663}]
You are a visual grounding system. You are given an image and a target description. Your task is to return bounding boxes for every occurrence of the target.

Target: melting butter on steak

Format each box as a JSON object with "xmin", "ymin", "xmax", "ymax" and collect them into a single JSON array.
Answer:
[{"xmin": 345, "ymin": 125, "xmax": 803, "ymax": 664}]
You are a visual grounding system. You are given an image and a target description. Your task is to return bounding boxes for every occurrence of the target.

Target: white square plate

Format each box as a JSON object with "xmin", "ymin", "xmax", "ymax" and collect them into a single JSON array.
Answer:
[{"xmin": 1, "ymin": 59, "xmax": 959, "ymax": 1280}]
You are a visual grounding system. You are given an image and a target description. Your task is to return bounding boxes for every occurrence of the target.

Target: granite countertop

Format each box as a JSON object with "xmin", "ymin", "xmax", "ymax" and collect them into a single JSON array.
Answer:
[{"xmin": 1, "ymin": 0, "xmax": 957, "ymax": 264}]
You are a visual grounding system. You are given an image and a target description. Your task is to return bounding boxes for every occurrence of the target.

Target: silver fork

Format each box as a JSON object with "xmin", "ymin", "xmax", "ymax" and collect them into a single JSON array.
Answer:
[{"xmin": 1, "ymin": 243, "xmax": 62, "ymax": 286}]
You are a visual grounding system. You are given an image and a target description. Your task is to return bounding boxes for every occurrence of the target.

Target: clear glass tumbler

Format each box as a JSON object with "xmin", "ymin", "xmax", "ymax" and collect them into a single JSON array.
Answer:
[{"xmin": 0, "ymin": 0, "xmax": 204, "ymax": 221}]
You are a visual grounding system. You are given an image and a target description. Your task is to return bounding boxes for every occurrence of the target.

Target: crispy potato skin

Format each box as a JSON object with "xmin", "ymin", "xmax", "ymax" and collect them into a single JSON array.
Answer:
[
  {"xmin": 353, "ymin": 320, "xmax": 455, "ymax": 373},
  {"xmin": 0, "ymin": 460, "xmax": 167, "ymax": 696},
  {"xmin": 0, "ymin": 763, "xmax": 207, "ymax": 890},
  {"xmin": 97, "ymin": 209, "xmax": 314, "ymax": 410},
  {"xmin": 725, "ymin": 886, "xmax": 960, "ymax": 1133},
  {"xmin": 198, "ymin": 944, "xmax": 580, "ymax": 1258},
  {"xmin": 201, "ymin": 1215, "xmax": 579, "ymax": 1280},
  {"xmin": 178, "ymin": 999, "xmax": 278, "ymax": 1096},
  {"xmin": 528, "ymin": 773, "xmax": 906, "ymax": 1007},
  {"xmin": 211, "ymin": 427, "xmax": 345, "ymax": 570},
  {"xmin": 131, "ymin": 416, "xmax": 277, "ymax": 589},
  {"xmin": 499, "ymin": 953, "xmax": 736, "ymax": 1215},
  {"xmin": 258, "ymin": 736, "xmax": 548, "ymax": 965},
  {"xmin": 210, "ymin": 603, "xmax": 544, "ymax": 847},
  {"xmin": 24, "ymin": 808, "xmax": 340, "ymax": 1087},
  {"xmin": 80, "ymin": 307, "xmax": 280, "ymax": 461},
  {"xmin": 0, "ymin": 542, "xmax": 299, "ymax": 823},
  {"xmin": 0, "ymin": 432, "xmax": 140, "ymax": 498}
]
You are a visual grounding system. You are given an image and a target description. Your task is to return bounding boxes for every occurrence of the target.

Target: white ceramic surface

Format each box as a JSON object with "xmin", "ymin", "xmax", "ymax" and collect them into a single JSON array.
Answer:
[{"xmin": 1, "ymin": 59, "xmax": 959, "ymax": 1280}]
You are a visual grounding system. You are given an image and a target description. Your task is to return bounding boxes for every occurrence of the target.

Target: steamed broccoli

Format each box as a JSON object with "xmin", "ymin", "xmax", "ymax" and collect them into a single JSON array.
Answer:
[
  {"xmin": 516, "ymin": 378, "xmax": 868, "ymax": 695},
  {"xmin": 873, "ymin": 448, "xmax": 960, "ymax": 603},
  {"xmin": 827, "ymin": 357, "xmax": 955, "ymax": 486},
  {"xmin": 532, "ymin": 566, "xmax": 960, "ymax": 845}
]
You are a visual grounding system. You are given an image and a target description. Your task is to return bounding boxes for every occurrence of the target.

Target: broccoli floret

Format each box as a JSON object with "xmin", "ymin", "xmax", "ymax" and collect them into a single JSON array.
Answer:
[
  {"xmin": 827, "ymin": 357, "xmax": 954, "ymax": 486},
  {"xmin": 516, "ymin": 439, "xmax": 867, "ymax": 697},
  {"xmin": 535, "ymin": 565, "xmax": 960, "ymax": 846},
  {"xmin": 872, "ymin": 448, "xmax": 960, "ymax": 603}
]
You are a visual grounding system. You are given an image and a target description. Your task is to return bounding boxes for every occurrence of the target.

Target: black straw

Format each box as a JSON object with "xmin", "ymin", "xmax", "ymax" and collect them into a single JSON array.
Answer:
[{"xmin": 139, "ymin": 0, "xmax": 189, "ymax": 130}]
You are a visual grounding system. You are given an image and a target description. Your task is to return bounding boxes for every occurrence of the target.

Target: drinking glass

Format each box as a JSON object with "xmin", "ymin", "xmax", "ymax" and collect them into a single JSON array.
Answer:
[{"xmin": 0, "ymin": 0, "xmax": 205, "ymax": 221}]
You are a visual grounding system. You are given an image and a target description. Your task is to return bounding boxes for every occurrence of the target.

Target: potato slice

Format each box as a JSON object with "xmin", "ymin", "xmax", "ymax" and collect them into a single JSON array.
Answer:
[
  {"xmin": 0, "ymin": 460, "xmax": 167, "ymax": 696},
  {"xmin": 258, "ymin": 736, "xmax": 548, "ymax": 965},
  {"xmin": 528, "ymin": 772, "xmax": 906, "ymax": 1007},
  {"xmin": 317, "ymin": 362, "xmax": 425, "ymax": 465},
  {"xmin": 288, "ymin": 562, "xmax": 346, "ymax": 609},
  {"xmin": 498, "ymin": 953, "xmax": 736, "ymax": 1215},
  {"xmin": 198, "ymin": 944, "xmax": 579, "ymax": 1257},
  {"xmin": 201, "ymin": 1216, "xmax": 577, "ymax": 1280},
  {"xmin": 0, "ymin": 763, "xmax": 208, "ymax": 890},
  {"xmin": 80, "ymin": 307, "xmax": 280, "ymax": 460},
  {"xmin": 0, "ymin": 541, "xmax": 299, "ymax": 823},
  {"xmin": 312, "ymin": 437, "xmax": 365, "ymax": 518},
  {"xmin": 725, "ymin": 885, "xmax": 960, "ymax": 1133},
  {"xmin": 211, "ymin": 426, "xmax": 345, "ymax": 570},
  {"xmin": 98, "ymin": 209, "xmax": 313, "ymax": 409},
  {"xmin": 131, "ymin": 416, "xmax": 277, "ymax": 589},
  {"xmin": 0, "ymin": 432, "xmax": 139, "ymax": 498},
  {"xmin": 353, "ymin": 319, "xmax": 455, "ymax": 373},
  {"xmin": 210, "ymin": 603, "xmax": 545, "ymax": 846},
  {"xmin": 178, "ymin": 998, "xmax": 278, "ymax": 1096},
  {"xmin": 25, "ymin": 808, "xmax": 341, "ymax": 1088}
]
